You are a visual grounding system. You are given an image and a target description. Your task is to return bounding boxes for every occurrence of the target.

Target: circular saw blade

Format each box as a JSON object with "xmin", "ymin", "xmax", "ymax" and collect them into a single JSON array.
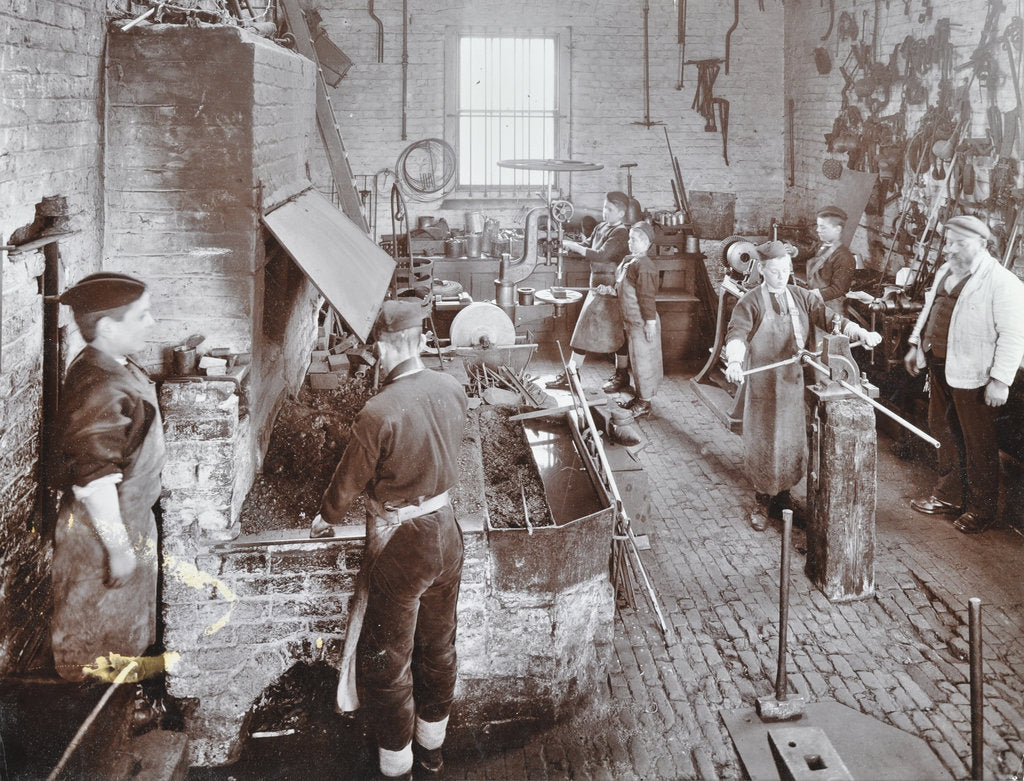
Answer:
[{"xmin": 449, "ymin": 302, "xmax": 516, "ymax": 348}]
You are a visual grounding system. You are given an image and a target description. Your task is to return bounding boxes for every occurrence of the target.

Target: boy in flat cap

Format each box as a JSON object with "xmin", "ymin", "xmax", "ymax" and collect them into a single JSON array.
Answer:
[
  {"xmin": 548, "ymin": 191, "xmax": 631, "ymax": 392},
  {"xmin": 724, "ymin": 245, "xmax": 881, "ymax": 529},
  {"xmin": 310, "ymin": 299, "xmax": 469, "ymax": 780},
  {"xmin": 905, "ymin": 215, "xmax": 1024, "ymax": 533},
  {"xmin": 804, "ymin": 205, "xmax": 855, "ymax": 313},
  {"xmin": 597, "ymin": 221, "xmax": 663, "ymax": 418},
  {"xmin": 51, "ymin": 273, "xmax": 166, "ymax": 685}
]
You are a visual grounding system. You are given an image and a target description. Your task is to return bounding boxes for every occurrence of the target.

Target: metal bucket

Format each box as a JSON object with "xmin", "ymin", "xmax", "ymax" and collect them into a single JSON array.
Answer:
[
  {"xmin": 466, "ymin": 233, "xmax": 482, "ymax": 258},
  {"xmin": 685, "ymin": 236, "xmax": 700, "ymax": 253},
  {"xmin": 517, "ymin": 287, "xmax": 535, "ymax": 306}
]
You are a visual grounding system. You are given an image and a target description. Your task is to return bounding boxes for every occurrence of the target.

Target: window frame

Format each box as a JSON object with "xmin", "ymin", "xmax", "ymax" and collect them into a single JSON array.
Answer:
[{"xmin": 443, "ymin": 27, "xmax": 571, "ymax": 200}]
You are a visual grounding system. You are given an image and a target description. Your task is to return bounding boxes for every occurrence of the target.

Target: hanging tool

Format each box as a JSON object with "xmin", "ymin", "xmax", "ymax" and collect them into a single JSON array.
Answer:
[
  {"xmin": 633, "ymin": 0, "xmax": 663, "ymax": 127},
  {"xmin": 725, "ymin": 0, "xmax": 739, "ymax": 74},
  {"xmin": 676, "ymin": 0, "xmax": 687, "ymax": 89},
  {"xmin": 822, "ymin": 0, "xmax": 835, "ymax": 40},
  {"xmin": 368, "ymin": 0, "xmax": 383, "ymax": 63},
  {"xmin": 401, "ymin": 0, "xmax": 408, "ymax": 140},
  {"xmin": 714, "ymin": 97, "xmax": 730, "ymax": 166},
  {"xmin": 691, "ymin": 59, "xmax": 722, "ymax": 131}
]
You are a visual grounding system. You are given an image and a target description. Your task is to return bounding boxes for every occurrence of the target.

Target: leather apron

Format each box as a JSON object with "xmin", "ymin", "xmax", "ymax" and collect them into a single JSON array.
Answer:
[
  {"xmin": 743, "ymin": 288, "xmax": 807, "ymax": 496},
  {"xmin": 51, "ymin": 362, "xmax": 165, "ymax": 681},
  {"xmin": 569, "ymin": 224, "xmax": 627, "ymax": 354},
  {"xmin": 805, "ymin": 244, "xmax": 845, "ymax": 313},
  {"xmin": 615, "ymin": 255, "xmax": 662, "ymax": 400},
  {"xmin": 335, "ymin": 497, "xmax": 403, "ymax": 712}
]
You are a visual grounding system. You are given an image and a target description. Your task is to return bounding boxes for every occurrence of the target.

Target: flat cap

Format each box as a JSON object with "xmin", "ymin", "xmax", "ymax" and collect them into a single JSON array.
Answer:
[
  {"xmin": 757, "ymin": 240, "xmax": 795, "ymax": 261},
  {"xmin": 376, "ymin": 299, "xmax": 425, "ymax": 334},
  {"xmin": 631, "ymin": 221, "xmax": 655, "ymax": 243},
  {"xmin": 605, "ymin": 191, "xmax": 630, "ymax": 211},
  {"xmin": 944, "ymin": 214, "xmax": 991, "ymax": 241},
  {"xmin": 59, "ymin": 272, "xmax": 146, "ymax": 315},
  {"xmin": 816, "ymin": 205, "xmax": 847, "ymax": 222}
]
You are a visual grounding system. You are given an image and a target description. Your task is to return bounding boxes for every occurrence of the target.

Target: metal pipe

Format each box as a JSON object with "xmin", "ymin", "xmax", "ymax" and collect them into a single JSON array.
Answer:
[
  {"xmin": 401, "ymin": 0, "xmax": 408, "ymax": 140},
  {"xmin": 801, "ymin": 354, "xmax": 941, "ymax": 448},
  {"xmin": 969, "ymin": 597, "xmax": 984, "ymax": 781},
  {"xmin": 368, "ymin": 0, "xmax": 384, "ymax": 63},
  {"xmin": 775, "ymin": 509, "xmax": 793, "ymax": 701},
  {"xmin": 725, "ymin": 0, "xmax": 739, "ymax": 74}
]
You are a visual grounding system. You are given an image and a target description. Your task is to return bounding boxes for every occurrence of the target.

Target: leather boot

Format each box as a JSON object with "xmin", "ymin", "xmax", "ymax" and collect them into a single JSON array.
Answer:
[{"xmin": 602, "ymin": 369, "xmax": 632, "ymax": 393}]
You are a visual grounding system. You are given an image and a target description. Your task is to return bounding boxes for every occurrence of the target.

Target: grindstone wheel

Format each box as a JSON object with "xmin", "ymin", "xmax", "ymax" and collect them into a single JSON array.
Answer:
[{"xmin": 449, "ymin": 302, "xmax": 516, "ymax": 348}]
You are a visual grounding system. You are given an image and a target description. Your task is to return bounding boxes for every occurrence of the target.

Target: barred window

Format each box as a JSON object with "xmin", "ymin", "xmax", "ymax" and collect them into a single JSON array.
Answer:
[{"xmin": 446, "ymin": 31, "xmax": 570, "ymax": 197}]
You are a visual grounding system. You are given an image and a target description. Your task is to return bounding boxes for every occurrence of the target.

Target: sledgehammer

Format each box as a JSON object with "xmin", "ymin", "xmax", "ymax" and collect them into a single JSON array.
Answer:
[{"xmin": 756, "ymin": 509, "xmax": 805, "ymax": 720}]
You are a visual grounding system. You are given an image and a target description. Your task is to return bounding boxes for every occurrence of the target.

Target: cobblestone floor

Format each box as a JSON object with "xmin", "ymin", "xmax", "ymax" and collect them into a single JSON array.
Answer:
[{"xmin": 450, "ymin": 359, "xmax": 1024, "ymax": 781}]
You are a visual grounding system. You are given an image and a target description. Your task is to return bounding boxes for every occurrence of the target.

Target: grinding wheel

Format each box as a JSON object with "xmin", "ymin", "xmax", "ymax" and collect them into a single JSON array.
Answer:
[{"xmin": 449, "ymin": 302, "xmax": 516, "ymax": 348}]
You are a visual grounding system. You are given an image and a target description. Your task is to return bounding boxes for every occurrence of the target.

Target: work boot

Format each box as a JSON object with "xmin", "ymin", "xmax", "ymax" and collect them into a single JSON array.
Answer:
[
  {"xmin": 545, "ymin": 371, "xmax": 570, "ymax": 390},
  {"xmin": 602, "ymin": 369, "xmax": 632, "ymax": 393},
  {"xmin": 620, "ymin": 397, "xmax": 652, "ymax": 418},
  {"xmin": 413, "ymin": 744, "xmax": 444, "ymax": 779}
]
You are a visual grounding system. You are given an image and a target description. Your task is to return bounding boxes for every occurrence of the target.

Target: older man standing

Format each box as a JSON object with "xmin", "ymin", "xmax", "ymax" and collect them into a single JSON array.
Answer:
[{"xmin": 905, "ymin": 215, "xmax": 1024, "ymax": 533}]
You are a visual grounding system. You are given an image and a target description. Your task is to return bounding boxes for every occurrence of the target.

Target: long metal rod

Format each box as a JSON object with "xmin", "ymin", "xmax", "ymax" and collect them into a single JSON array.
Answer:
[
  {"xmin": 775, "ymin": 509, "xmax": 793, "ymax": 701},
  {"xmin": 368, "ymin": 0, "xmax": 383, "ymax": 63},
  {"xmin": 724, "ymin": 0, "xmax": 739, "ymax": 74},
  {"xmin": 801, "ymin": 355, "xmax": 941, "ymax": 448},
  {"xmin": 400, "ymin": 0, "xmax": 408, "ymax": 140},
  {"xmin": 46, "ymin": 661, "xmax": 140, "ymax": 781},
  {"xmin": 969, "ymin": 597, "xmax": 984, "ymax": 781},
  {"xmin": 556, "ymin": 342, "xmax": 670, "ymax": 642}
]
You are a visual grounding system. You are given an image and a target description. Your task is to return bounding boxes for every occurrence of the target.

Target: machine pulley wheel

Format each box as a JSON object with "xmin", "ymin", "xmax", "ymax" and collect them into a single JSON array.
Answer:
[
  {"xmin": 449, "ymin": 302, "xmax": 516, "ymax": 348},
  {"xmin": 550, "ymin": 199, "xmax": 574, "ymax": 224}
]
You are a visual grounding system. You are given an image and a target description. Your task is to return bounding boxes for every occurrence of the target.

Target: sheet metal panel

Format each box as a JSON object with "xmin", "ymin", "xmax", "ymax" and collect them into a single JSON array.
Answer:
[{"xmin": 263, "ymin": 188, "xmax": 394, "ymax": 341}]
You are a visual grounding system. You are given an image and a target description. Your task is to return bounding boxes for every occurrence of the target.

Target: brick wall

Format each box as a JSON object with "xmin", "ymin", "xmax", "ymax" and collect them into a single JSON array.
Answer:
[
  {"xmin": 0, "ymin": 0, "xmax": 113, "ymax": 676},
  {"xmin": 104, "ymin": 25, "xmax": 317, "ymax": 371},
  {"xmin": 316, "ymin": 0, "xmax": 786, "ymax": 234}
]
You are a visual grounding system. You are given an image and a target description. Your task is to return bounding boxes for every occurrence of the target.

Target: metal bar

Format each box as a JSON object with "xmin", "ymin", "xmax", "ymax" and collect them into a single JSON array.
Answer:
[
  {"xmin": 969, "ymin": 597, "xmax": 984, "ymax": 781},
  {"xmin": 556, "ymin": 344, "xmax": 671, "ymax": 643},
  {"xmin": 801, "ymin": 355, "xmax": 941, "ymax": 448},
  {"xmin": 725, "ymin": 0, "xmax": 739, "ymax": 74},
  {"xmin": 401, "ymin": 0, "xmax": 408, "ymax": 140},
  {"xmin": 775, "ymin": 509, "xmax": 793, "ymax": 701}
]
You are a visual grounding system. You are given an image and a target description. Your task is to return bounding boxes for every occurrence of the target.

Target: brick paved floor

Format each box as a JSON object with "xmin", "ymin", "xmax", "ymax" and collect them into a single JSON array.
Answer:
[{"xmin": 451, "ymin": 358, "xmax": 1024, "ymax": 781}]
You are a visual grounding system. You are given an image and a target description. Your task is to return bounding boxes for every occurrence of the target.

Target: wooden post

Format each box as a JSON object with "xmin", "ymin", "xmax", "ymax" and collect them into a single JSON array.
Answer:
[{"xmin": 805, "ymin": 394, "xmax": 876, "ymax": 601}]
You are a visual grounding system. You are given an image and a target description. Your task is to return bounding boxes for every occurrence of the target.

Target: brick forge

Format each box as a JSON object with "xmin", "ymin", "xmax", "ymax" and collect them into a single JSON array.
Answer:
[
  {"xmin": 101, "ymin": 25, "xmax": 616, "ymax": 767},
  {"xmin": 159, "ymin": 394, "xmax": 616, "ymax": 767}
]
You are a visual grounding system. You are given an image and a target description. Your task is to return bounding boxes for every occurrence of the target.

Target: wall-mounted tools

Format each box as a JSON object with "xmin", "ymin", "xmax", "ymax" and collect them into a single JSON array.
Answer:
[{"xmin": 633, "ymin": 0, "xmax": 662, "ymax": 127}]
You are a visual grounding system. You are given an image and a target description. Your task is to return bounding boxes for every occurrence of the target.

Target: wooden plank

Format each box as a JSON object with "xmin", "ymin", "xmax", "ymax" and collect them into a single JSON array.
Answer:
[{"xmin": 278, "ymin": 0, "xmax": 367, "ymax": 231}]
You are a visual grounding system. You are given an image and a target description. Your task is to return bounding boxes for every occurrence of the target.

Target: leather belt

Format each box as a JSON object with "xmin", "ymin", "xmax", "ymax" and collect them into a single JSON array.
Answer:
[{"xmin": 382, "ymin": 490, "xmax": 450, "ymax": 523}]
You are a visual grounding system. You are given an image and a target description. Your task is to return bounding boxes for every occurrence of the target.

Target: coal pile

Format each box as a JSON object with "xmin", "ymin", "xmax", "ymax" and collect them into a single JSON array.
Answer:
[{"xmin": 477, "ymin": 406, "xmax": 552, "ymax": 529}]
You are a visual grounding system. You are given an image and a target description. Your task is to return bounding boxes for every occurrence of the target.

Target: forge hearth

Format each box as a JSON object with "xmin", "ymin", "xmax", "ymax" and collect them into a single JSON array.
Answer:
[{"xmin": 160, "ymin": 376, "xmax": 615, "ymax": 766}]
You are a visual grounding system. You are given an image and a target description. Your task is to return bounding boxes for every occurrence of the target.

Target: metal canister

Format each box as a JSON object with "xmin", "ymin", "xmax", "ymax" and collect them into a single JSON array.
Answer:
[
  {"xmin": 465, "ymin": 233, "xmax": 482, "ymax": 258},
  {"xmin": 445, "ymin": 237, "xmax": 466, "ymax": 258},
  {"xmin": 517, "ymin": 287, "xmax": 535, "ymax": 306},
  {"xmin": 685, "ymin": 236, "xmax": 700, "ymax": 253},
  {"xmin": 466, "ymin": 211, "xmax": 484, "ymax": 234}
]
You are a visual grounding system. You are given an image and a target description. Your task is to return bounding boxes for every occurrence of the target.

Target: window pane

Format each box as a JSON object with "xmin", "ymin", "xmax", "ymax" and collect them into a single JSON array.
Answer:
[{"xmin": 456, "ymin": 34, "xmax": 558, "ymax": 189}]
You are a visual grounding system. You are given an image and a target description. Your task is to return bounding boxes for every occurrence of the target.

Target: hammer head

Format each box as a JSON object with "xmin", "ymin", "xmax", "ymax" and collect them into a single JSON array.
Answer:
[{"xmin": 756, "ymin": 694, "xmax": 806, "ymax": 721}]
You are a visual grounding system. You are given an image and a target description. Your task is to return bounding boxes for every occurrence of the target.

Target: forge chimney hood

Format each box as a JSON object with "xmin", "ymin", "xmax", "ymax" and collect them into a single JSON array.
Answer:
[{"xmin": 263, "ymin": 187, "xmax": 395, "ymax": 341}]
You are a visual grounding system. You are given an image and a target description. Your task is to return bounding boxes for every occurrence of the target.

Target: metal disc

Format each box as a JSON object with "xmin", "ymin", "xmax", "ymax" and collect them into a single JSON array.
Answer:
[
  {"xmin": 496, "ymin": 158, "xmax": 604, "ymax": 172},
  {"xmin": 449, "ymin": 302, "xmax": 516, "ymax": 348}
]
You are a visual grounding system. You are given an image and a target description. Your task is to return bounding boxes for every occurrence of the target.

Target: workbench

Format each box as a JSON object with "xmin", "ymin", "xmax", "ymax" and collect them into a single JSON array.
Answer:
[{"xmin": 422, "ymin": 248, "xmax": 713, "ymax": 362}]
